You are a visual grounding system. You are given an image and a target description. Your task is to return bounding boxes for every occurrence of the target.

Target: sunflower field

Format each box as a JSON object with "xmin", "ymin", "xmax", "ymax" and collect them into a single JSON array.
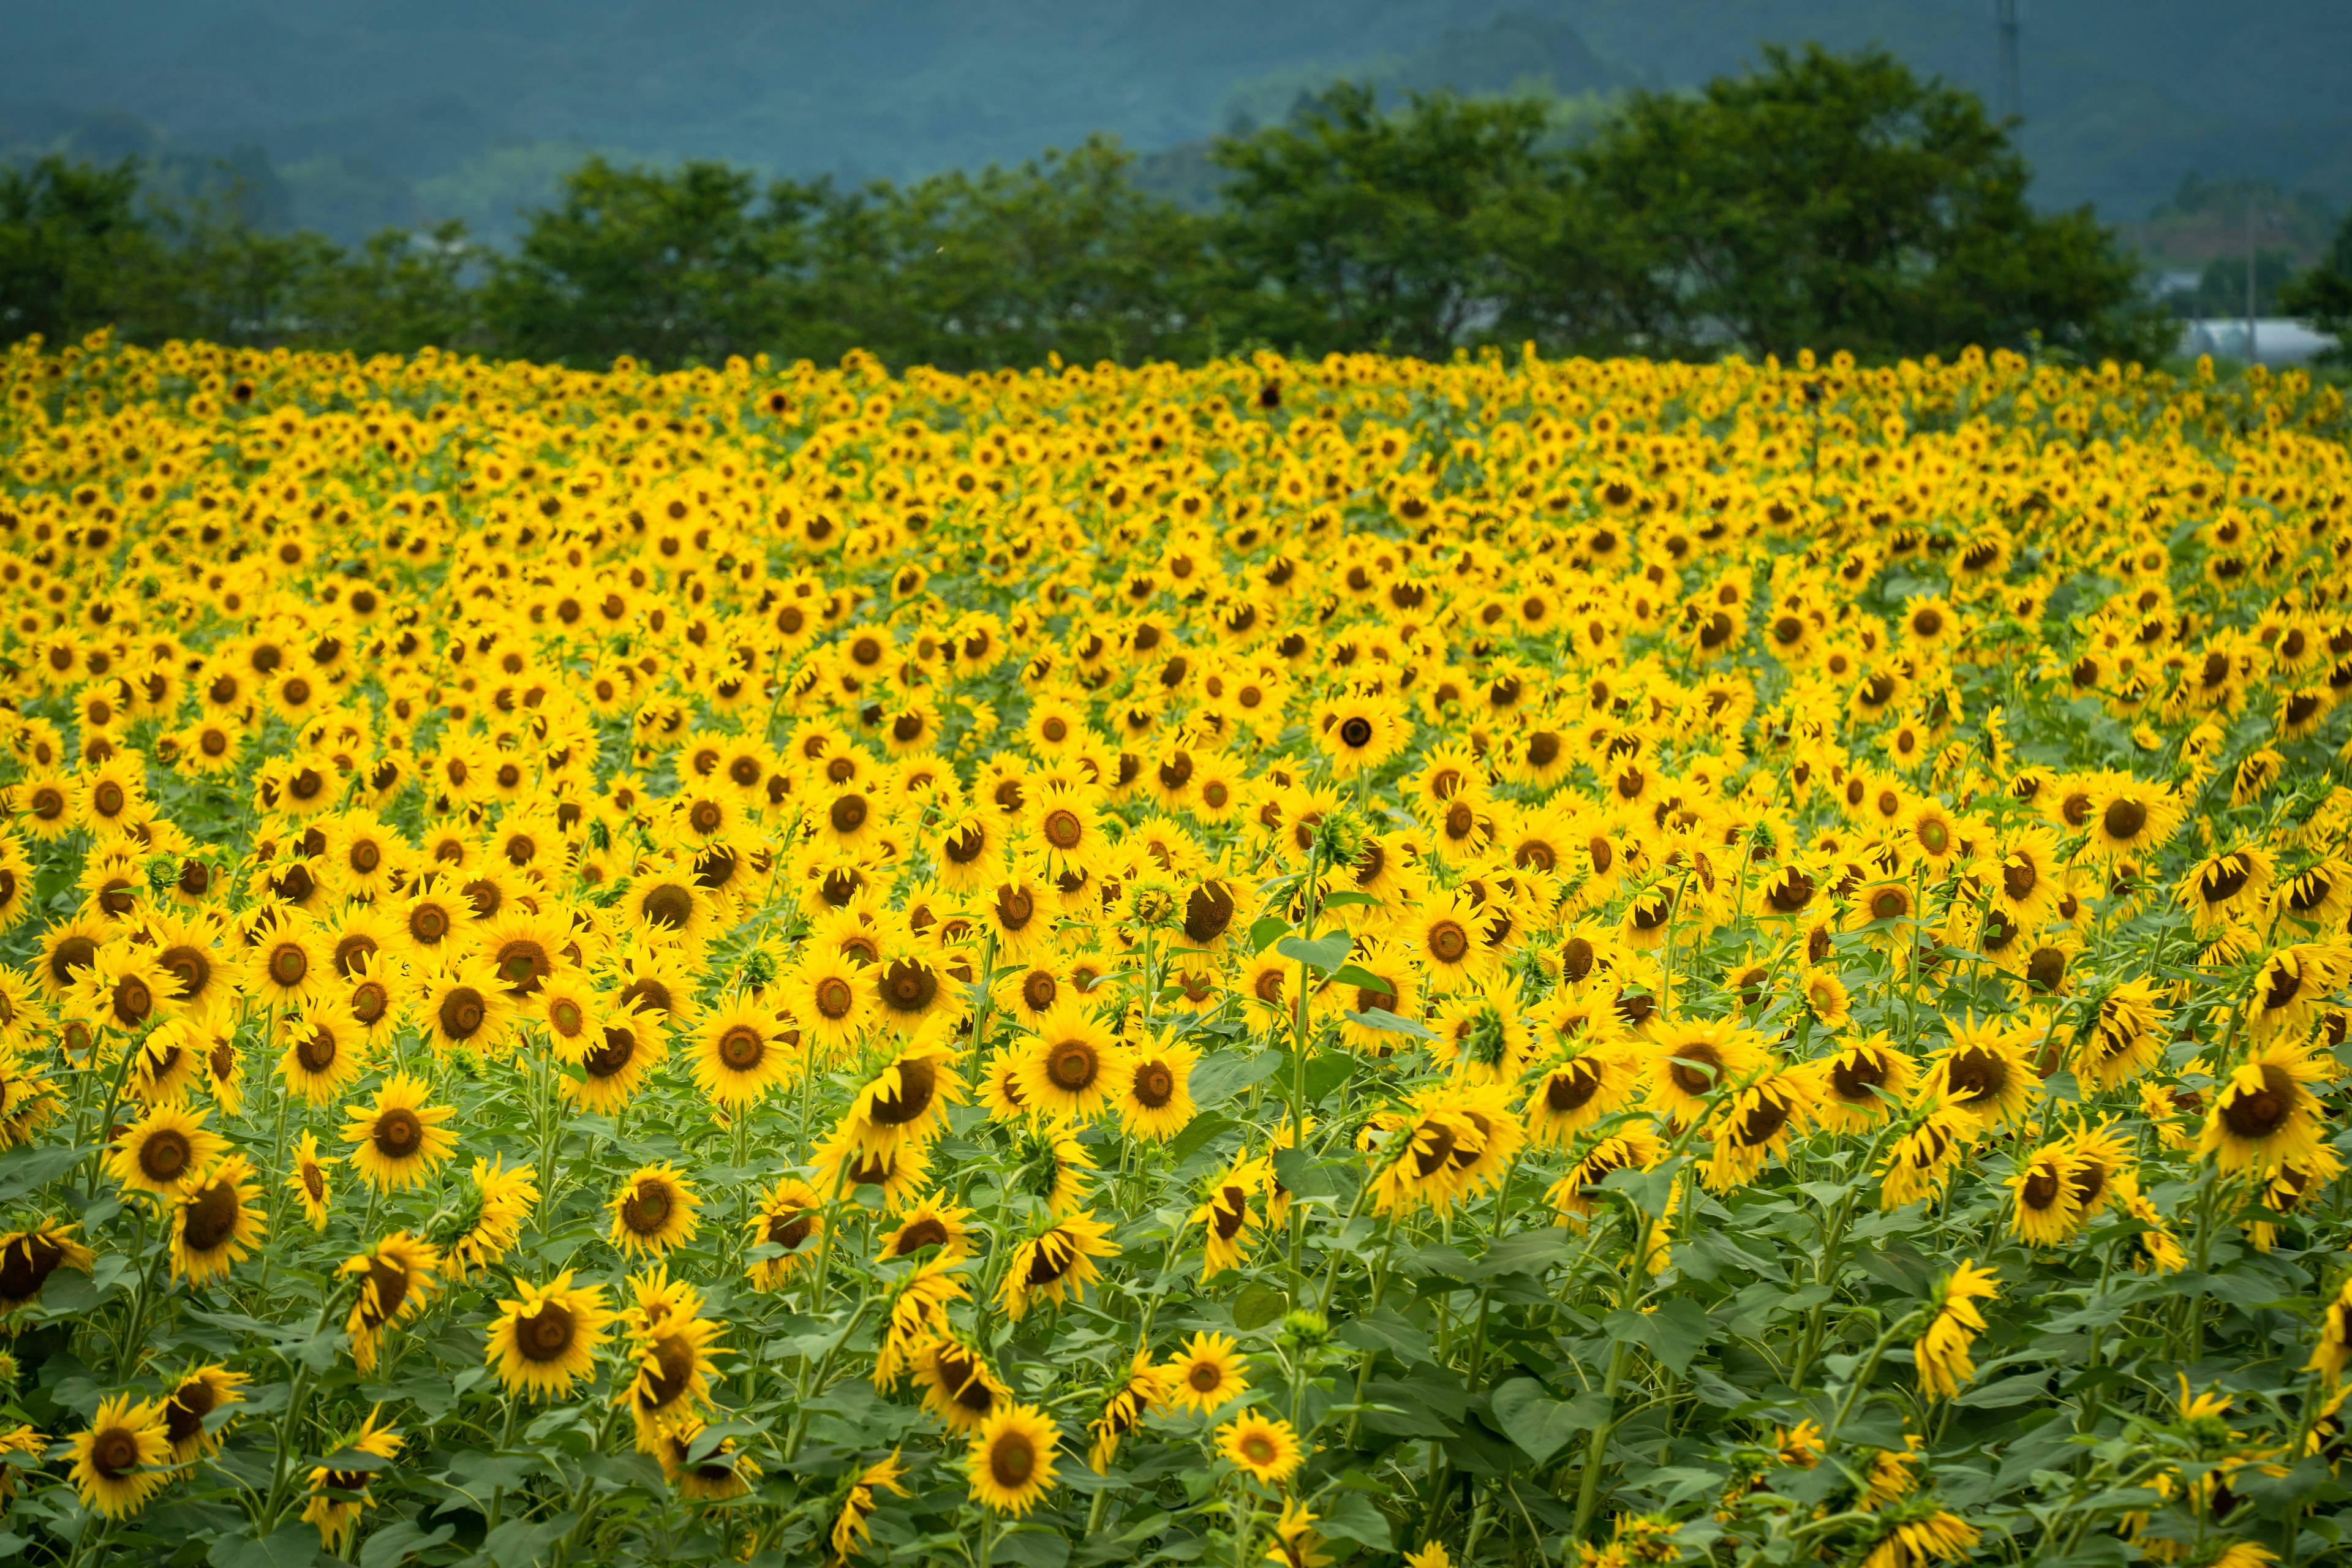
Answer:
[{"xmin": 0, "ymin": 332, "xmax": 2346, "ymax": 1568}]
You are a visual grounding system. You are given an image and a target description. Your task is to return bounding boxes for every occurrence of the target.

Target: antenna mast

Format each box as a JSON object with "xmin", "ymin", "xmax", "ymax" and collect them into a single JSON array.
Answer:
[{"xmin": 1994, "ymin": 0, "xmax": 2021, "ymax": 121}]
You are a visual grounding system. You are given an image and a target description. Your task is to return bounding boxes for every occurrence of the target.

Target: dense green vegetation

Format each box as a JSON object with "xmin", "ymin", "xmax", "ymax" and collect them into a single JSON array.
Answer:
[{"xmin": 0, "ymin": 49, "xmax": 2178, "ymax": 372}]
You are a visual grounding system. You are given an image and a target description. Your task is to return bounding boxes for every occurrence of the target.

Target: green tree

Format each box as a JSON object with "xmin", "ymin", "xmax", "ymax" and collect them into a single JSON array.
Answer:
[
  {"xmin": 1210, "ymin": 83, "xmax": 1556, "ymax": 360},
  {"xmin": 1567, "ymin": 45, "xmax": 2168, "ymax": 363},
  {"xmin": 803, "ymin": 137, "xmax": 1217, "ymax": 371},
  {"xmin": 290, "ymin": 222, "xmax": 481, "ymax": 358},
  {"xmin": 480, "ymin": 157, "xmax": 806, "ymax": 369},
  {"xmin": 2280, "ymin": 210, "xmax": 2352, "ymax": 364},
  {"xmin": 0, "ymin": 157, "xmax": 157, "ymax": 345}
]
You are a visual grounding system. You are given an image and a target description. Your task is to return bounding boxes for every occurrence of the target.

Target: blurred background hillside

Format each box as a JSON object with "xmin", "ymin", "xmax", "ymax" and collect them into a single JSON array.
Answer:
[
  {"xmin": 3, "ymin": 1, "xmax": 2350, "ymax": 369},
  {"xmin": 3, "ymin": 0, "xmax": 2345, "ymax": 254}
]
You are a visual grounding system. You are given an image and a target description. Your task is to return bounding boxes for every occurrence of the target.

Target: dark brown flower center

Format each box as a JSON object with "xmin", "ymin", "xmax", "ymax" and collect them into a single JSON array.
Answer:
[
  {"xmin": 518, "ymin": 1302, "xmax": 577, "ymax": 1362},
  {"xmin": 373, "ymin": 1107, "xmax": 424, "ymax": 1159},
  {"xmin": 440, "ymin": 986, "xmax": 487, "ymax": 1039}
]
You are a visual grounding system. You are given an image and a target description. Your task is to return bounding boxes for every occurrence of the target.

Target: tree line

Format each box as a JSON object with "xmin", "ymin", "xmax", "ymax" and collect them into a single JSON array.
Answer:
[{"xmin": 2, "ymin": 47, "xmax": 2193, "ymax": 371}]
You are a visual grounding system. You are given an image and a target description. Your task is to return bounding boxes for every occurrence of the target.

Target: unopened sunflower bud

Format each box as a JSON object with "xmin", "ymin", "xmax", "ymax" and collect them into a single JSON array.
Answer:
[{"xmin": 1313, "ymin": 807, "xmax": 1368, "ymax": 870}]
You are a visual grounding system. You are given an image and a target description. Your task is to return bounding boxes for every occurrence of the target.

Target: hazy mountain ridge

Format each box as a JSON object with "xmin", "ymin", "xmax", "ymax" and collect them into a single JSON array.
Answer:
[{"xmin": 0, "ymin": 0, "xmax": 2344, "ymax": 245}]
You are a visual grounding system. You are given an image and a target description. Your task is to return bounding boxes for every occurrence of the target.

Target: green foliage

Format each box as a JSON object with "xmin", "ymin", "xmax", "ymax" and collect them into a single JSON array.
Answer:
[
  {"xmin": 0, "ymin": 49, "xmax": 2179, "ymax": 371},
  {"xmin": 1210, "ymin": 84, "xmax": 1557, "ymax": 361},
  {"xmin": 2282, "ymin": 211, "xmax": 2352, "ymax": 365},
  {"xmin": 1564, "ymin": 46, "xmax": 2172, "ymax": 364}
]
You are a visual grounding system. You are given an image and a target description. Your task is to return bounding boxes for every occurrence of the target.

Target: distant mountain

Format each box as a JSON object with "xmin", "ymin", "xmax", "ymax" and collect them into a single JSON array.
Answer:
[{"xmin": 0, "ymin": 0, "xmax": 2343, "ymax": 244}]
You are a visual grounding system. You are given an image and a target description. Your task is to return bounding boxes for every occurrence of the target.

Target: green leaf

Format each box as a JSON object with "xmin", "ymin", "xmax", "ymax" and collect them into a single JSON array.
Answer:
[
  {"xmin": 1313, "ymin": 1490, "xmax": 1394, "ymax": 1550},
  {"xmin": 1275, "ymin": 931, "xmax": 1352, "ymax": 972},
  {"xmin": 993, "ymin": 1525, "xmax": 1072, "ymax": 1568},
  {"xmin": 1248, "ymin": 916, "xmax": 1291, "ymax": 955},
  {"xmin": 1467, "ymin": 1228, "xmax": 1579, "ymax": 1281},
  {"xmin": 1325, "ymin": 964, "xmax": 1389, "ymax": 991},
  {"xmin": 358, "ymin": 1519, "xmax": 455, "ymax": 1568},
  {"xmin": 1232, "ymin": 1281, "xmax": 1289, "ymax": 1331},
  {"xmin": 1602, "ymin": 1296, "xmax": 1712, "ymax": 1374},
  {"xmin": 1318, "ymin": 890, "xmax": 1383, "ymax": 910},
  {"xmin": 1333, "ymin": 1305, "xmax": 1433, "ymax": 1365},
  {"xmin": 1167, "ymin": 1112, "xmax": 1240, "ymax": 1164},
  {"xmin": 209, "ymin": 1523, "xmax": 326, "ymax": 1568},
  {"xmin": 1268, "ymin": 1146, "xmax": 1333, "ymax": 1201},
  {"xmin": 1343, "ymin": 1007, "xmax": 1435, "ymax": 1041},
  {"xmin": 1187, "ymin": 1051, "xmax": 1281, "ymax": 1107},
  {"xmin": 1956, "ymin": 1371, "xmax": 2051, "ymax": 1409},
  {"xmin": 1490, "ymin": 1378, "xmax": 1607, "ymax": 1466}
]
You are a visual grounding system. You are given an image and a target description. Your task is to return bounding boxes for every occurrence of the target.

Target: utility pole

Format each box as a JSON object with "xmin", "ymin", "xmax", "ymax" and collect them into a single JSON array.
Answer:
[
  {"xmin": 2246, "ymin": 191, "xmax": 2259, "ymax": 365},
  {"xmin": 1994, "ymin": 0, "xmax": 2021, "ymax": 121}
]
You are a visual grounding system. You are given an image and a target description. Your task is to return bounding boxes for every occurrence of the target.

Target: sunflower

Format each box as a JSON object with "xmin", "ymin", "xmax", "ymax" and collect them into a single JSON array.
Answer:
[
  {"xmin": 488, "ymin": 1271, "xmax": 616, "ymax": 1399},
  {"xmin": 565, "ymin": 1007, "xmax": 667, "ymax": 1113},
  {"xmin": 1115, "ymin": 1030, "xmax": 1199, "ymax": 1141},
  {"xmin": 967, "ymin": 1401, "xmax": 1060, "ymax": 1517},
  {"xmin": 692, "ymin": 998, "xmax": 794, "ymax": 1107},
  {"xmin": 397, "ymin": 880, "xmax": 469, "ymax": 962},
  {"xmin": 1013, "ymin": 1004, "xmax": 1130, "ymax": 1121},
  {"xmin": 1314, "ymin": 685, "xmax": 1409, "ymax": 777},
  {"xmin": 1811, "ymin": 1035, "xmax": 1916, "ymax": 1132},
  {"xmin": 847, "ymin": 1026, "xmax": 965, "ymax": 1155},
  {"xmin": 620, "ymin": 870, "xmax": 718, "ymax": 945},
  {"xmin": 341, "ymin": 1073, "xmax": 459, "ymax": 1191},
  {"xmin": 1265, "ymin": 1498, "xmax": 1335, "ymax": 1568},
  {"xmin": 1914, "ymin": 1259, "xmax": 1999, "ymax": 1400},
  {"xmin": 1879, "ymin": 1111, "xmax": 1970, "ymax": 1210},
  {"xmin": 1521, "ymin": 1050, "xmax": 1636, "ymax": 1147},
  {"xmin": 1643, "ymin": 1019, "xmax": 1767, "ymax": 1125},
  {"xmin": 158, "ymin": 1363, "xmax": 248, "ymax": 1462},
  {"xmin": 2085, "ymin": 777, "xmax": 2183, "ymax": 859},
  {"xmin": 0, "ymin": 1218, "xmax": 94, "ymax": 1311},
  {"xmin": 1430, "ymin": 981, "xmax": 1536, "ymax": 1084},
  {"xmin": 744, "ymin": 1176, "xmax": 825, "ymax": 1290},
  {"xmin": 2007, "ymin": 1149, "xmax": 2087, "ymax": 1246},
  {"xmin": 172, "ymin": 1155, "xmax": 267, "ymax": 1284},
  {"xmin": 621, "ymin": 1273, "xmax": 727, "ymax": 1446},
  {"xmin": 277, "ymin": 1008, "xmax": 369, "ymax": 1104},
  {"xmin": 1698, "ymin": 1068, "xmax": 1815, "ymax": 1191},
  {"xmin": 1400, "ymin": 896, "xmax": 1491, "ymax": 989},
  {"xmin": 107, "ymin": 1102, "xmax": 228, "ymax": 1197},
  {"xmin": 33, "ymin": 912, "xmax": 108, "ymax": 1000},
  {"xmin": 997, "ymin": 1210, "xmax": 1118, "ymax": 1319},
  {"xmin": 1218, "ymin": 1413, "xmax": 1304, "ymax": 1485},
  {"xmin": 2075, "ymin": 979, "xmax": 2169, "ymax": 1091},
  {"xmin": 1006, "ymin": 1123, "xmax": 1098, "ymax": 1217},
  {"xmin": 1544, "ymin": 1125, "xmax": 1665, "ymax": 1223},
  {"xmin": 1333, "ymin": 935, "xmax": 1422, "ymax": 1053},
  {"xmin": 76, "ymin": 941, "xmax": 180, "ymax": 1035},
  {"xmin": 2199, "ymin": 1042, "xmax": 2329, "ymax": 1176},
  {"xmin": 69, "ymin": 1393, "xmax": 172, "ymax": 1518},
  {"xmin": 301, "ymin": 1408, "xmax": 402, "ymax": 1554},
  {"xmin": 871, "ymin": 1197, "xmax": 971, "ymax": 1268},
  {"xmin": 1026, "ymin": 785, "xmax": 1109, "ymax": 884},
  {"xmin": 790, "ymin": 949, "xmax": 873, "ymax": 1054},
  {"xmin": 287, "ymin": 1130, "xmax": 336, "ymax": 1229},
  {"xmin": 816, "ymin": 1122, "xmax": 931, "ymax": 1212},
  {"xmin": 340, "ymin": 1232, "xmax": 439, "ymax": 1375},
  {"xmin": 2178, "ymin": 846, "xmax": 2272, "ymax": 932},
  {"xmin": 610, "ymin": 1163, "xmax": 701, "ymax": 1258},
  {"xmin": 439, "ymin": 1156, "xmax": 539, "ymax": 1280},
  {"xmin": 246, "ymin": 911, "xmax": 328, "ymax": 1010},
  {"xmin": 2249, "ymin": 941, "xmax": 2351, "ymax": 1040},
  {"xmin": 831, "ymin": 1450, "xmax": 913, "ymax": 1561},
  {"xmin": 655, "ymin": 1415, "xmax": 763, "ymax": 1500},
  {"xmin": 911, "ymin": 1332, "xmax": 1009, "ymax": 1432},
  {"xmin": 1923, "ymin": 1016, "xmax": 2038, "ymax": 1128},
  {"xmin": 473, "ymin": 907, "xmax": 571, "ymax": 1000},
  {"xmin": 870, "ymin": 951, "xmax": 953, "ymax": 1035},
  {"xmin": 418, "ymin": 959, "xmax": 515, "ymax": 1056}
]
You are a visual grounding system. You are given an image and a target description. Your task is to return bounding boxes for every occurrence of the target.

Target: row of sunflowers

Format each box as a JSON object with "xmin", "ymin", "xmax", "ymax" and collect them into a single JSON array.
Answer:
[{"xmin": 0, "ymin": 331, "xmax": 2343, "ymax": 1568}]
